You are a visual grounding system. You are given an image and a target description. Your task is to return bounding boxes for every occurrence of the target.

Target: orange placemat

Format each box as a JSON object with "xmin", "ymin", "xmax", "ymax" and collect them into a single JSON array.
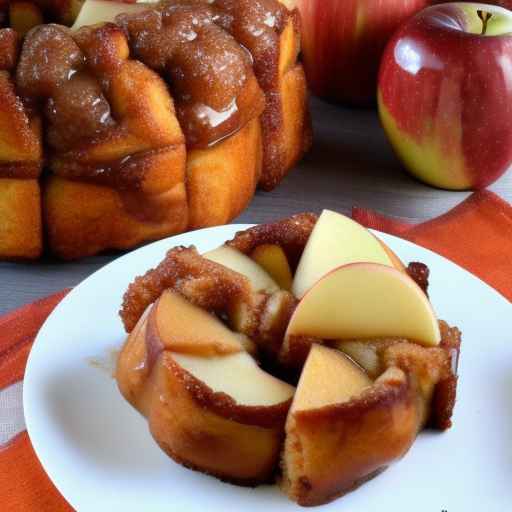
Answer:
[
  {"xmin": 0, "ymin": 290, "xmax": 72, "ymax": 511},
  {"xmin": 353, "ymin": 190, "xmax": 512, "ymax": 302},
  {"xmin": 0, "ymin": 190, "xmax": 510, "ymax": 511}
]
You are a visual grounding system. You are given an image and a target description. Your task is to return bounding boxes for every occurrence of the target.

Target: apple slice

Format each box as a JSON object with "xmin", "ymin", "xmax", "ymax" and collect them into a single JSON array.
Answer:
[
  {"xmin": 292, "ymin": 210, "xmax": 394, "ymax": 298},
  {"xmin": 290, "ymin": 344, "xmax": 371, "ymax": 412},
  {"xmin": 204, "ymin": 245, "xmax": 280, "ymax": 293},
  {"xmin": 171, "ymin": 351, "xmax": 294, "ymax": 407},
  {"xmin": 333, "ymin": 340, "xmax": 382, "ymax": 379},
  {"xmin": 116, "ymin": 304, "xmax": 151, "ymax": 412},
  {"xmin": 251, "ymin": 244, "xmax": 293, "ymax": 291},
  {"xmin": 146, "ymin": 289, "xmax": 243, "ymax": 362},
  {"xmin": 71, "ymin": 0, "xmax": 149, "ymax": 30},
  {"xmin": 148, "ymin": 350, "xmax": 294, "ymax": 484},
  {"xmin": 281, "ymin": 344, "xmax": 420, "ymax": 506},
  {"xmin": 286, "ymin": 262, "xmax": 440, "ymax": 347}
]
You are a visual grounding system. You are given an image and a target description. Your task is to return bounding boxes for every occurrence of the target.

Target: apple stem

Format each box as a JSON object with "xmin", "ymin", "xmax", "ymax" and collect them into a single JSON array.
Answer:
[{"xmin": 477, "ymin": 10, "xmax": 492, "ymax": 35}]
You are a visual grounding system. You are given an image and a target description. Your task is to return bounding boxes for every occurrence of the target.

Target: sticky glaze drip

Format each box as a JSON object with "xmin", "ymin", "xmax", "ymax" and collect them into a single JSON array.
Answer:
[
  {"xmin": 16, "ymin": 24, "xmax": 114, "ymax": 152},
  {"xmin": 53, "ymin": 148, "xmax": 165, "ymax": 190},
  {"xmin": 212, "ymin": 0, "xmax": 287, "ymax": 89},
  {"xmin": 117, "ymin": 2, "xmax": 264, "ymax": 149}
]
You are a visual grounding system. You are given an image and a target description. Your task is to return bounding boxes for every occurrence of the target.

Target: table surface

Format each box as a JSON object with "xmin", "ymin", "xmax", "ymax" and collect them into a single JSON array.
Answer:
[{"xmin": 2, "ymin": 96, "xmax": 511, "ymax": 315}]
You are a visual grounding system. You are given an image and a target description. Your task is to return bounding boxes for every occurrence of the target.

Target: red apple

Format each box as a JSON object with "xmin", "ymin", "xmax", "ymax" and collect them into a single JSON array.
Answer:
[
  {"xmin": 294, "ymin": 0, "xmax": 429, "ymax": 105},
  {"xmin": 378, "ymin": 2, "xmax": 512, "ymax": 189},
  {"xmin": 435, "ymin": 0, "xmax": 512, "ymax": 11}
]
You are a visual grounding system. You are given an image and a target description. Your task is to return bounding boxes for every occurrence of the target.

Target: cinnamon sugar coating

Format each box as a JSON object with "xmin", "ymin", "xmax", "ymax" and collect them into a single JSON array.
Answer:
[
  {"xmin": 227, "ymin": 212, "xmax": 318, "ymax": 270},
  {"xmin": 117, "ymin": 2, "xmax": 265, "ymax": 149},
  {"xmin": 120, "ymin": 246, "xmax": 253, "ymax": 332},
  {"xmin": 407, "ymin": 261, "xmax": 430, "ymax": 296},
  {"xmin": 120, "ymin": 244, "xmax": 298, "ymax": 358}
]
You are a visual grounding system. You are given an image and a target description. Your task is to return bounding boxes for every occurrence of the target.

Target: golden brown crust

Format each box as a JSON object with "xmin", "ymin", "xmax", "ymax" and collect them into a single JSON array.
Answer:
[
  {"xmin": 43, "ymin": 162, "xmax": 189, "ymax": 260},
  {"xmin": 282, "ymin": 368, "xmax": 419, "ymax": 506},
  {"xmin": 149, "ymin": 434, "xmax": 279, "ymax": 488},
  {"xmin": 116, "ymin": 2, "xmax": 265, "ymax": 149},
  {"xmin": 186, "ymin": 117, "xmax": 262, "ymax": 229},
  {"xmin": 120, "ymin": 246, "xmax": 253, "ymax": 332},
  {"xmin": 258, "ymin": 28, "xmax": 313, "ymax": 190},
  {"xmin": 0, "ymin": 178, "xmax": 42, "ymax": 259},
  {"xmin": 0, "ymin": 28, "xmax": 43, "ymax": 258},
  {"xmin": 147, "ymin": 352, "xmax": 288, "ymax": 485},
  {"xmin": 429, "ymin": 321, "xmax": 461, "ymax": 430},
  {"xmin": 0, "ymin": 62, "xmax": 42, "ymax": 178},
  {"xmin": 166, "ymin": 353, "xmax": 292, "ymax": 428},
  {"xmin": 117, "ymin": 310, "xmax": 291, "ymax": 484},
  {"xmin": 284, "ymin": 322, "xmax": 461, "ymax": 431},
  {"xmin": 227, "ymin": 212, "xmax": 318, "ymax": 270}
]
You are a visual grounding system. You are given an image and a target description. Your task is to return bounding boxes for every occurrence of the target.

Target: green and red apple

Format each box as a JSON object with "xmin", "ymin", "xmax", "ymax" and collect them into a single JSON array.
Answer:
[
  {"xmin": 378, "ymin": 2, "xmax": 512, "ymax": 189},
  {"xmin": 293, "ymin": 0, "xmax": 429, "ymax": 104}
]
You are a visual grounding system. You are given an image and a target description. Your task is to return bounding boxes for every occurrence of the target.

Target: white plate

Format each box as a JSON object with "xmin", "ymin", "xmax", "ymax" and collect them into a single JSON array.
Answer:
[{"xmin": 24, "ymin": 225, "xmax": 512, "ymax": 512}]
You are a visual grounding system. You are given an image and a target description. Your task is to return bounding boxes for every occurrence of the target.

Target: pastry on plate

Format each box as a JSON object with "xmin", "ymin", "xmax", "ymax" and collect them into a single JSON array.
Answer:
[{"xmin": 117, "ymin": 210, "xmax": 461, "ymax": 506}]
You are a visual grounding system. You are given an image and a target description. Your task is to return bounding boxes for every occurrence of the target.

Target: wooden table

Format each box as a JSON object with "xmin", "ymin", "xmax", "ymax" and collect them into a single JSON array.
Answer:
[{"xmin": 1, "ymin": 96, "xmax": 511, "ymax": 315}]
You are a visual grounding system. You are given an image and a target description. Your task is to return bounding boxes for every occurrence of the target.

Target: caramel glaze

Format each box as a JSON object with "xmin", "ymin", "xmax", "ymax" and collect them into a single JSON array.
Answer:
[
  {"xmin": 148, "ymin": 0, "xmax": 290, "ymax": 87},
  {"xmin": 15, "ymin": 23, "xmax": 188, "ymax": 224},
  {"xmin": 0, "ymin": 27, "xmax": 42, "ymax": 179},
  {"xmin": 117, "ymin": 3, "xmax": 265, "ymax": 149},
  {"xmin": 4, "ymin": 0, "xmax": 290, "ymax": 183},
  {"xmin": 120, "ymin": 245, "xmax": 254, "ymax": 333},
  {"xmin": 116, "ymin": 0, "xmax": 290, "ymax": 149},
  {"xmin": 227, "ymin": 212, "xmax": 319, "ymax": 271},
  {"xmin": 212, "ymin": 0, "xmax": 289, "ymax": 90},
  {"xmin": 17, "ymin": 25, "xmax": 115, "ymax": 153}
]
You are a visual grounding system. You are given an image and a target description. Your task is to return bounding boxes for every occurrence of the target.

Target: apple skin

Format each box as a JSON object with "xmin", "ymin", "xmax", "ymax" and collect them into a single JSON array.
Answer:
[
  {"xmin": 378, "ymin": 2, "xmax": 512, "ymax": 189},
  {"xmin": 295, "ymin": 0, "xmax": 429, "ymax": 105}
]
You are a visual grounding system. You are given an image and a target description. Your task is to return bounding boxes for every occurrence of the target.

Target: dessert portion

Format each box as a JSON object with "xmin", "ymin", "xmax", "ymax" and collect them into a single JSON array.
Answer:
[
  {"xmin": 116, "ymin": 210, "xmax": 461, "ymax": 506},
  {"xmin": 0, "ymin": 0, "xmax": 311, "ymax": 260},
  {"xmin": 118, "ymin": 290, "xmax": 294, "ymax": 484}
]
